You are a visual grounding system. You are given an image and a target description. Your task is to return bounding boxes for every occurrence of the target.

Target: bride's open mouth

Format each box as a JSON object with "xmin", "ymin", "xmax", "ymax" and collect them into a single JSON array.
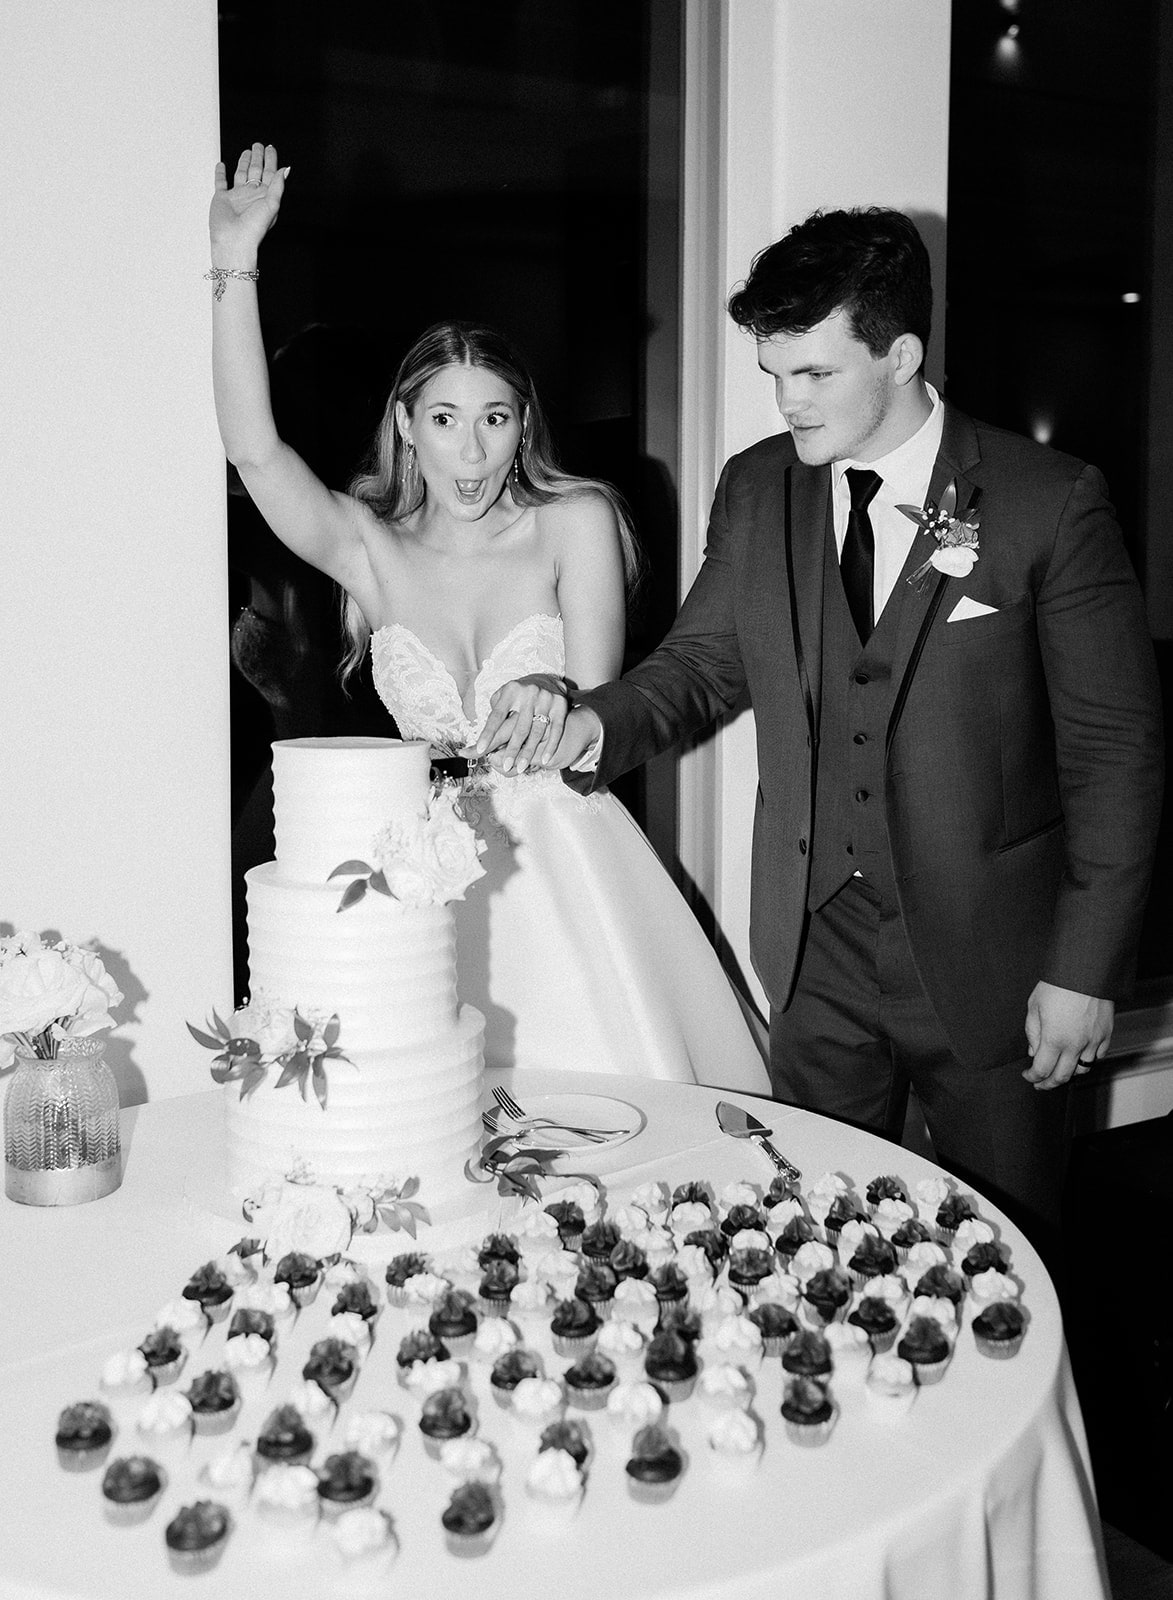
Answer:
[{"xmin": 455, "ymin": 479, "xmax": 486, "ymax": 504}]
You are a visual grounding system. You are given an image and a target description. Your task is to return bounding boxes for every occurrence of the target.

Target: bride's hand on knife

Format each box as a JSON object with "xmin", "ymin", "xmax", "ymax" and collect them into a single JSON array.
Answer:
[
  {"xmin": 210, "ymin": 142, "xmax": 288, "ymax": 261},
  {"xmin": 473, "ymin": 675, "xmax": 571, "ymax": 774}
]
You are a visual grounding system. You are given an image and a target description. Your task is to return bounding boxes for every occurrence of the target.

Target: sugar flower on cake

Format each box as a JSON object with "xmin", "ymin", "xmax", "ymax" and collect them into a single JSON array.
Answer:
[
  {"xmin": 244, "ymin": 1174, "xmax": 356, "ymax": 1262},
  {"xmin": 331, "ymin": 782, "xmax": 486, "ymax": 910},
  {"xmin": 0, "ymin": 930, "xmax": 123, "ymax": 1067},
  {"xmin": 187, "ymin": 996, "xmax": 350, "ymax": 1108}
]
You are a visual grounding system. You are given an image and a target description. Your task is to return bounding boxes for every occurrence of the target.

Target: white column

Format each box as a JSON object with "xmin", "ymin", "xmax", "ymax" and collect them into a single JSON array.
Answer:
[
  {"xmin": 679, "ymin": 0, "xmax": 952, "ymax": 1016},
  {"xmin": 0, "ymin": 0, "xmax": 230, "ymax": 1102}
]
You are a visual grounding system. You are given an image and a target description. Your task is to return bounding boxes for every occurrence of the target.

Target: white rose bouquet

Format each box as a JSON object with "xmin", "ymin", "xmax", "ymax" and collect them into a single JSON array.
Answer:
[
  {"xmin": 330, "ymin": 780, "xmax": 487, "ymax": 911},
  {"xmin": 0, "ymin": 931, "xmax": 124, "ymax": 1069},
  {"xmin": 187, "ymin": 995, "xmax": 350, "ymax": 1110}
]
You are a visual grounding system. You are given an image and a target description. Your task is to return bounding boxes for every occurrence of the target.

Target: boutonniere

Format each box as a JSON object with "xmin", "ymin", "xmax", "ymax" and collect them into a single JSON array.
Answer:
[{"xmin": 897, "ymin": 479, "xmax": 980, "ymax": 591}]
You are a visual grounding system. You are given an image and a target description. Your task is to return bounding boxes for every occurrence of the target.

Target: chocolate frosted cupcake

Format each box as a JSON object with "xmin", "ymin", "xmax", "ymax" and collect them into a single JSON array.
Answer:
[
  {"xmin": 543, "ymin": 1200, "xmax": 586, "ymax": 1251},
  {"xmin": 55, "ymin": 1401, "xmax": 114, "ymax": 1472},
  {"xmin": 165, "ymin": 1500, "xmax": 231, "ymax": 1574},
  {"xmin": 890, "ymin": 1217, "xmax": 933, "ymax": 1261},
  {"xmin": 273, "ymin": 1251, "xmax": 322, "ymax": 1309},
  {"xmin": 625, "ymin": 1423, "xmax": 684, "ymax": 1503},
  {"xmin": 489, "ymin": 1347, "xmax": 543, "ymax": 1409},
  {"xmin": 821, "ymin": 1195, "xmax": 862, "ymax": 1252},
  {"xmin": 539, "ymin": 1417, "xmax": 592, "ymax": 1471},
  {"xmin": 683, "ymin": 1227, "xmax": 730, "ymax": 1269},
  {"xmin": 580, "ymin": 1220, "xmax": 622, "ymax": 1263},
  {"xmin": 419, "ymin": 1387, "xmax": 474, "ymax": 1460},
  {"xmin": 747, "ymin": 1302, "xmax": 799, "ymax": 1357},
  {"xmin": 477, "ymin": 1232, "xmax": 521, "ymax": 1271},
  {"xmin": 101, "ymin": 1455, "xmax": 165, "ymax": 1525},
  {"xmin": 801, "ymin": 1266, "xmax": 852, "ymax": 1327},
  {"xmin": 897, "ymin": 1315, "xmax": 953, "ymax": 1384},
  {"xmin": 137, "ymin": 1326, "xmax": 186, "ymax": 1387},
  {"xmin": 384, "ymin": 1251, "xmax": 431, "ymax": 1308},
  {"xmin": 773, "ymin": 1214, "xmax": 815, "ymax": 1265},
  {"xmin": 781, "ymin": 1328, "xmax": 833, "ymax": 1383},
  {"xmin": 182, "ymin": 1263, "xmax": 234, "ymax": 1325},
  {"xmin": 441, "ymin": 1481, "xmax": 499, "ymax": 1557},
  {"xmin": 727, "ymin": 1247, "xmax": 777, "ymax": 1303},
  {"xmin": 396, "ymin": 1329, "xmax": 449, "ymax": 1387},
  {"xmin": 764, "ymin": 1173, "xmax": 800, "ymax": 1209},
  {"xmin": 303, "ymin": 1337, "xmax": 359, "ymax": 1402},
  {"xmin": 847, "ymin": 1232, "xmax": 899, "ymax": 1289},
  {"xmin": 550, "ymin": 1297, "xmax": 601, "ymax": 1359},
  {"xmin": 935, "ymin": 1193, "xmax": 977, "ymax": 1247},
  {"xmin": 429, "ymin": 1289, "xmax": 479, "ymax": 1355},
  {"xmin": 609, "ymin": 1239, "xmax": 650, "ymax": 1282},
  {"xmin": 332, "ymin": 1281, "xmax": 379, "ymax": 1324},
  {"xmin": 256, "ymin": 1405, "xmax": 314, "ymax": 1468},
  {"xmin": 227, "ymin": 1307, "xmax": 275, "ymax": 1348},
  {"xmin": 649, "ymin": 1262, "xmax": 690, "ymax": 1317},
  {"xmin": 721, "ymin": 1203, "xmax": 767, "ymax": 1238},
  {"xmin": 913, "ymin": 1265, "xmax": 966, "ymax": 1308},
  {"xmin": 575, "ymin": 1261, "xmax": 618, "ymax": 1319},
  {"xmin": 847, "ymin": 1294, "xmax": 900, "ymax": 1354},
  {"xmin": 781, "ymin": 1376, "xmax": 836, "ymax": 1446},
  {"xmin": 477, "ymin": 1258, "xmax": 519, "ymax": 1319},
  {"xmin": 655, "ymin": 1305, "xmax": 703, "ymax": 1344},
  {"xmin": 961, "ymin": 1241, "xmax": 1010, "ymax": 1282},
  {"xmin": 643, "ymin": 1330, "xmax": 698, "ymax": 1402},
  {"xmin": 865, "ymin": 1174, "xmax": 908, "ymax": 1210},
  {"xmin": 185, "ymin": 1370, "xmax": 241, "ymax": 1436},
  {"xmin": 563, "ymin": 1351, "xmax": 618, "ymax": 1411},
  {"xmin": 972, "ymin": 1301, "xmax": 1026, "ymax": 1360},
  {"xmin": 316, "ymin": 1450, "xmax": 377, "ymax": 1518}
]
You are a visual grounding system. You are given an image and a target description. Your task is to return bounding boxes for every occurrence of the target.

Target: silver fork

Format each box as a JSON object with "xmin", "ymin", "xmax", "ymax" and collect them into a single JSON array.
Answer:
[
  {"xmin": 493, "ymin": 1084, "xmax": 527, "ymax": 1120},
  {"xmin": 489, "ymin": 1087, "xmax": 623, "ymax": 1139}
]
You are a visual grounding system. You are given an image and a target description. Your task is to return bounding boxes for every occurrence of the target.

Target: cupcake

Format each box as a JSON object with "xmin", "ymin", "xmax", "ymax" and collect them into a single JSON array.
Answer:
[
  {"xmin": 331, "ymin": 1279, "xmax": 379, "ymax": 1324},
  {"xmin": 328, "ymin": 1309, "xmax": 373, "ymax": 1358},
  {"xmin": 846, "ymin": 1232, "xmax": 899, "ymax": 1290},
  {"xmin": 438, "ymin": 1436, "xmax": 502, "ymax": 1485},
  {"xmin": 897, "ymin": 1315, "xmax": 953, "ymax": 1385},
  {"xmin": 327, "ymin": 1507, "xmax": 398, "ymax": 1579},
  {"xmin": 234, "ymin": 1280, "xmax": 294, "ymax": 1324},
  {"xmin": 303, "ymin": 1337, "xmax": 359, "ymax": 1402},
  {"xmin": 865, "ymin": 1174, "xmax": 908, "ymax": 1211},
  {"xmin": 441, "ymin": 1482, "xmax": 499, "ymax": 1557},
  {"xmin": 847, "ymin": 1294, "xmax": 900, "ymax": 1354},
  {"xmin": 429, "ymin": 1289, "xmax": 480, "ymax": 1355},
  {"xmin": 790, "ymin": 1240, "xmax": 837, "ymax": 1283},
  {"xmin": 726, "ymin": 1247, "xmax": 777, "ymax": 1304},
  {"xmin": 595, "ymin": 1318, "xmax": 647, "ymax": 1377},
  {"xmin": 901, "ymin": 1240, "xmax": 949, "ymax": 1286},
  {"xmin": 137, "ymin": 1326, "xmax": 186, "ymax": 1387},
  {"xmin": 254, "ymin": 1463, "xmax": 319, "ymax": 1533},
  {"xmin": 961, "ymin": 1241, "xmax": 1010, "ymax": 1282},
  {"xmin": 954, "ymin": 1217, "xmax": 999, "ymax": 1257},
  {"xmin": 403, "ymin": 1356, "xmax": 465, "ymax": 1403},
  {"xmin": 316, "ymin": 1450, "xmax": 378, "ymax": 1519},
  {"xmin": 400, "ymin": 1269, "xmax": 453, "ymax": 1315},
  {"xmin": 721, "ymin": 1202, "xmax": 767, "ymax": 1238},
  {"xmin": 543, "ymin": 1199, "xmax": 586, "ymax": 1251},
  {"xmin": 155, "ymin": 1294, "xmax": 212, "ymax": 1344},
  {"xmin": 575, "ymin": 1261, "xmax": 618, "ymax": 1320},
  {"xmin": 515, "ymin": 1207, "xmax": 563, "ymax": 1260},
  {"xmin": 419, "ymin": 1387, "xmax": 475, "ymax": 1459},
  {"xmin": 273, "ymin": 1251, "xmax": 322, "ymax": 1309},
  {"xmin": 477, "ymin": 1232, "xmax": 521, "ymax": 1271},
  {"xmin": 908, "ymin": 1293, "xmax": 959, "ymax": 1334},
  {"xmin": 563, "ymin": 1351, "xmax": 618, "ymax": 1411},
  {"xmin": 612, "ymin": 1276, "xmax": 659, "ymax": 1332},
  {"xmin": 510, "ymin": 1375, "xmax": 566, "ymax": 1435},
  {"xmin": 343, "ymin": 1410, "xmax": 402, "ymax": 1466},
  {"xmin": 630, "ymin": 1180, "xmax": 671, "ymax": 1221},
  {"xmin": 224, "ymin": 1331, "xmax": 274, "ymax": 1394},
  {"xmin": 227, "ymin": 1306, "xmax": 276, "ymax": 1349},
  {"xmin": 912, "ymin": 1264, "xmax": 966, "ymax": 1309},
  {"xmin": 478, "ymin": 1259, "xmax": 519, "ymax": 1319},
  {"xmin": 610, "ymin": 1203, "xmax": 654, "ymax": 1241},
  {"xmin": 182, "ymin": 1262, "xmax": 234, "ymax": 1325},
  {"xmin": 550, "ymin": 1297, "xmax": 601, "ymax": 1359},
  {"xmin": 859, "ymin": 1272, "xmax": 910, "ymax": 1320},
  {"xmin": 773, "ymin": 1214, "xmax": 816, "ymax": 1266},
  {"xmin": 706, "ymin": 1313, "xmax": 765, "ymax": 1374},
  {"xmin": 624, "ymin": 1423, "xmax": 685, "ymax": 1502},
  {"xmin": 890, "ymin": 1217, "xmax": 933, "ymax": 1261},
  {"xmin": 606, "ymin": 1380, "xmax": 665, "ymax": 1437},
  {"xmin": 670, "ymin": 1199, "xmax": 713, "ymax": 1237},
  {"xmin": 864, "ymin": 1354, "xmax": 918, "ymax": 1418},
  {"xmin": 935, "ymin": 1192, "xmax": 977, "ymax": 1247},
  {"xmin": 489, "ymin": 1348, "xmax": 544, "ymax": 1410},
  {"xmin": 642, "ymin": 1330, "xmax": 698, "ymax": 1402},
  {"xmin": 655, "ymin": 1305, "xmax": 703, "ymax": 1345},
  {"xmin": 539, "ymin": 1418, "xmax": 592, "ymax": 1473},
  {"xmin": 747, "ymin": 1302, "xmax": 799, "ymax": 1357},
  {"xmin": 683, "ymin": 1226, "xmax": 730, "ymax": 1269},
  {"xmin": 289, "ymin": 1376, "xmax": 340, "ymax": 1428},
  {"xmin": 323, "ymin": 1256, "xmax": 367, "ymax": 1291},
  {"xmin": 649, "ymin": 1262, "xmax": 690, "ymax": 1317},
  {"xmin": 511, "ymin": 1276, "xmax": 555, "ymax": 1325},
  {"xmin": 580, "ymin": 1219, "xmax": 622, "ymax": 1263},
  {"xmin": 693, "ymin": 1281, "xmax": 747, "ymax": 1333},
  {"xmin": 754, "ymin": 1270, "xmax": 803, "ymax": 1312},
  {"xmin": 821, "ymin": 1194, "xmax": 863, "ymax": 1253},
  {"xmin": 472, "ymin": 1316, "xmax": 520, "ymax": 1366},
  {"xmin": 185, "ymin": 1370, "xmax": 241, "ymax": 1436},
  {"xmin": 781, "ymin": 1376, "xmax": 837, "ymax": 1446},
  {"xmin": 395, "ymin": 1329, "xmax": 450, "ymax": 1388},
  {"xmin": 100, "ymin": 1348, "xmax": 154, "ymax": 1402},
  {"xmin": 781, "ymin": 1328, "xmax": 833, "ymax": 1384},
  {"xmin": 100, "ymin": 1455, "xmax": 164, "ymax": 1525},
  {"xmin": 873, "ymin": 1197, "xmax": 917, "ymax": 1240},
  {"xmin": 525, "ymin": 1447, "xmax": 584, "ymax": 1527},
  {"xmin": 164, "ymin": 1500, "xmax": 231, "ymax": 1575},
  {"xmin": 432, "ymin": 1245, "xmax": 483, "ymax": 1296},
  {"xmin": 384, "ymin": 1251, "xmax": 431, "ymax": 1308},
  {"xmin": 835, "ymin": 1217, "xmax": 880, "ymax": 1264},
  {"xmin": 706, "ymin": 1409, "xmax": 762, "ymax": 1479},
  {"xmin": 135, "ymin": 1391, "xmax": 193, "ymax": 1461},
  {"xmin": 255, "ymin": 1404, "xmax": 314, "ymax": 1469},
  {"xmin": 675, "ymin": 1243, "xmax": 717, "ymax": 1285},
  {"xmin": 801, "ymin": 1266, "xmax": 852, "ymax": 1328},
  {"xmin": 914, "ymin": 1176, "xmax": 952, "ymax": 1223},
  {"xmin": 823, "ymin": 1321, "xmax": 872, "ymax": 1382},
  {"xmin": 200, "ymin": 1440, "xmax": 256, "ymax": 1510},
  {"xmin": 972, "ymin": 1301, "xmax": 1027, "ymax": 1359},
  {"xmin": 609, "ymin": 1239, "xmax": 650, "ymax": 1282},
  {"xmin": 696, "ymin": 1362, "xmax": 753, "ymax": 1413}
]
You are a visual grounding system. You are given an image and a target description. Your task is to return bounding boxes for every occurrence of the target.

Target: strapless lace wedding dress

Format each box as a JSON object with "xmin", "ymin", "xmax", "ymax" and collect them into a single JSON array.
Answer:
[{"xmin": 371, "ymin": 613, "xmax": 768, "ymax": 1090}]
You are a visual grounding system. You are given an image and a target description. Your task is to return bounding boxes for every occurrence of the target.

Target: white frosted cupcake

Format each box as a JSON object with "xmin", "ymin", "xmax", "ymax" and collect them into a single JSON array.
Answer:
[
  {"xmin": 901, "ymin": 1241, "xmax": 949, "ymax": 1288},
  {"xmin": 754, "ymin": 1271, "xmax": 802, "ymax": 1312},
  {"xmin": 864, "ymin": 1354, "xmax": 917, "ymax": 1419},
  {"xmin": 431, "ymin": 1245, "xmax": 482, "ymax": 1295},
  {"xmin": 804, "ymin": 1172, "xmax": 850, "ymax": 1234},
  {"xmin": 524, "ymin": 1447, "xmax": 584, "ymax": 1528},
  {"xmin": 323, "ymin": 1257, "xmax": 367, "ymax": 1292},
  {"xmin": 823, "ymin": 1321, "xmax": 873, "ymax": 1382},
  {"xmin": 669, "ymin": 1200, "xmax": 713, "ymax": 1237},
  {"xmin": 696, "ymin": 1362, "xmax": 753, "ymax": 1414},
  {"xmin": 539, "ymin": 1250, "xmax": 584, "ymax": 1299},
  {"xmin": 605, "ymin": 1380, "xmax": 665, "ymax": 1438},
  {"xmin": 328, "ymin": 1507, "xmax": 398, "ymax": 1581},
  {"xmin": 543, "ymin": 1179, "xmax": 602, "ymax": 1225},
  {"xmin": 641, "ymin": 1226, "xmax": 677, "ymax": 1271},
  {"xmin": 595, "ymin": 1318, "xmax": 647, "ymax": 1377},
  {"xmin": 200, "ymin": 1440, "xmax": 256, "ymax": 1510},
  {"xmin": 609, "ymin": 1203, "xmax": 654, "ymax": 1241},
  {"xmin": 728, "ymin": 1227, "xmax": 773, "ymax": 1255},
  {"xmin": 223, "ymin": 1332, "xmax": 274, "ymax": 1395},
  {"xmin": 693, "ymin": 1281, "xmax": 745, "ymax": 1333},
  {"xmin": 254, "ymin": 1462, "xmax": 319, "ymax": 1534},
  {"xmin": 400, "ymin": 1271, "xmax": 452, "ymax": 1314},
  {"xmin": 287, "ymin": 1377, "xmax": 337, "ymax": 1431},
  {"xmin": 217, "ymin": 1250, "xmax": 259, "ymax": 1291},
  {"xmin": 404, "ymin": 1357, "xmax": 466, "ymax": 1402},
  {"xmin": 837, "ymin": 1218, "xmax": 881, "ymax": 1264},
  {"xmin": 720, "ymin": 1180, "xmax": 762, "ymax": 1213},
  {"xmin": 969, "ymin": 1269, "xmax": 1020, "ymax": 1307},
  {"xmin": 511, "ymin": 1376, "xmax": 565, "ymax": 1436},
  {"xmin": 954, "ymin": 1217, "xmax": 998, "ymax": 1256},
  {"xmin": 235, "ymin": 1281, "xmax": 295, "ymax": 1324},
  {"xmin": 438, "ymin": 1436, "xmax": 502, "ymax": 1486},
  {"xmin": 707, "ymin": 1409, "xmax": 763, "ymax": 1480},
  {"xmin": 612, "ymin": 1277, "xmax": 659, "ymax": 1332},
  {"xmin": 675, "ymin": 1242, "xmax": 716, "ymax": 1286},
  {"xmin": 630, "ymin": 1180, "xmax": 671, "ymax": 1221},
  {"xmin": 860, "ymin": 1273, "xmax": 910, "ymax": 1319},
  {"xmin": 790, "ymin": 1241, "xmax": 837, "ymax": 1283},
  {"xmin": 873, "ymin": 1197, "xmax": 916, "ymax": 1240},
  {"xmin": 100, "ymin": 1348, "xmax": 154, "ymax": 1402},
  {"xmin": 135, "ymin": 1391, "xmax": 193, "ymax": 1461},
  {"xmin": 514, "ymin": 1208, "xmax": 562, "ymax": 1261},
  {"xmin": 328, "ymin": 1312, "xmax": 373, "ymax": 1358},
  {"xmin": 343, "ymin": 1410, "xmax": 401, "ymax": 1467},
  {"xmin": 914, "ymin": 1176, "xmax": 952, "ymax": 1222},
  {"xmin": 510, "ymin": 1276, "xmax": 554, "ymax": 1325},
  {"xmin": 705, "ymin": 1313, "xmax": 764, "ymax": 1373},
  {"xmin": 472, "ymin": 1317, "xmax": 520, "ymax": 1366},
  {"xmin": 908, "ymin": 1293, "xmax": 959, "ymax": 1334},
  {"xmin": 154, "ymin": 1297, "xmax": 207, "ymax": 1346}
]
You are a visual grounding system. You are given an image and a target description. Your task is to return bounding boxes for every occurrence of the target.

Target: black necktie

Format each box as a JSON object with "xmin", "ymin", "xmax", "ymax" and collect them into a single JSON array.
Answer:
[{"xmin": 841, "ymin": 467, "xmax": 882, "ymax": 644}]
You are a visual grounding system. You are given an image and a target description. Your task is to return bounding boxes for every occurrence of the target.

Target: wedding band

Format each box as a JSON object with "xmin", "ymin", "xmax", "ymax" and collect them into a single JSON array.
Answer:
[{"xmin": 533, "ymin": 713, "xmax": 551, "ymax": 725}]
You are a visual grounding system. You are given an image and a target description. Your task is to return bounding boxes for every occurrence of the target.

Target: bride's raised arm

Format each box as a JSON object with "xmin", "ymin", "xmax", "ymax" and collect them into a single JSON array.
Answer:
[{"xmin": 209, "ymin": 143, "xmax": 370, "ymax": 593}]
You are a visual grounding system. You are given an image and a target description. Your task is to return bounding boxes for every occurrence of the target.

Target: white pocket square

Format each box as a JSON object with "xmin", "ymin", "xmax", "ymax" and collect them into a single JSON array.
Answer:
[{"xmin": 947, "ymin": 595, "xmax": 998, "ymax": 622}]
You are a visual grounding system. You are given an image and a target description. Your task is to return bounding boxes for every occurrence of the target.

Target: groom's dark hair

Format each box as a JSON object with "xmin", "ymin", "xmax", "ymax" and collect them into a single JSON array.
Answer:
[{"xmin": 728, "ymin": 207, "xmax": 932, "ymax": 357}]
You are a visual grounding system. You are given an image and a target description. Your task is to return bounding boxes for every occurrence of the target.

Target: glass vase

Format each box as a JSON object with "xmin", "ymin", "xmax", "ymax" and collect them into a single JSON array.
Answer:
[{"xmin": 4, "ymin": 1036, "xmax": 122, "ymax": 1205}]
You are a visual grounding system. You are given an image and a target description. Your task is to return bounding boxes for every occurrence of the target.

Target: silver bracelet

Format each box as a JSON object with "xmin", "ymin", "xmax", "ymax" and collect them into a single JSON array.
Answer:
[{"xmin": 204, "ymin": 266, "xmax": 260, "ymax": 302}]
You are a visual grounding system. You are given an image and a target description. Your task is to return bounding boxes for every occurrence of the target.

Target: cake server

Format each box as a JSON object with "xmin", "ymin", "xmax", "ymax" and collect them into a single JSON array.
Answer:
[{"xmin": 715, "ymin": 1100, "xmax": 801, "ymax": 1186}]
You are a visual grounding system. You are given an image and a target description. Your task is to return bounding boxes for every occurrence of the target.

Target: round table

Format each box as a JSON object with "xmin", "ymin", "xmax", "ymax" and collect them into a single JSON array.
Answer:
[{"xmin": 0, "ymin": 1069, "xmax": 1109, "ymax": 1600}]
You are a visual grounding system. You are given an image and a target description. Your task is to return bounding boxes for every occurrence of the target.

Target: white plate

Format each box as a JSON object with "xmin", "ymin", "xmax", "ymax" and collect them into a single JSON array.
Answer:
[{"xmin": 485, "ymin": 1093, "xmax": 645, "ymax": 1153}]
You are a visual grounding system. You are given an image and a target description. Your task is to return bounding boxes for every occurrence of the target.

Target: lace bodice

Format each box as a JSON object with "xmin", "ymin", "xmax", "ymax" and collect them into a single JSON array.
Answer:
[{"xmin": 370, "ymin": 611, "xmax": 565, "ymax": 749}]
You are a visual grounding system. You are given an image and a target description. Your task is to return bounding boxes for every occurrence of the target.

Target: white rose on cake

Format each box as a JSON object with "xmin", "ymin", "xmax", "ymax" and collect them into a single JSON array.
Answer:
[
  {"xmin": 247, "ymin": 1179, "xmax": 355, "ymax": 1261},
  {"xmin": 369, "ymin": 786, "xmax": 486, "ymax": 907}
]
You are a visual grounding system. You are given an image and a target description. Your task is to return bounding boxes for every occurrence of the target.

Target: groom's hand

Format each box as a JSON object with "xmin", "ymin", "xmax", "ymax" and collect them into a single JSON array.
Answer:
[
  {"xmin": 1023, "ymin": 981, "xmax": 1114, "ymax": 1089},
  {"xmin": 542, "ymin": 706, "xmax": 604, "ymax": 771}
]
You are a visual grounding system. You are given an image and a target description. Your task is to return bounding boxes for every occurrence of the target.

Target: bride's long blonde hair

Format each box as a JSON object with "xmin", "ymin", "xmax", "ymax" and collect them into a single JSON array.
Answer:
[{"xmin": 339, "ymin": 321, "xmax": 641, "ymax": 686}]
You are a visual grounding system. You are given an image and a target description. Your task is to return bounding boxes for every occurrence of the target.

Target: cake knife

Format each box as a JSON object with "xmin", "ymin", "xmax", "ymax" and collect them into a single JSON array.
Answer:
[{"xmin": 715, "ymin": 1100, "xmax": 801, "ymax": 1186}]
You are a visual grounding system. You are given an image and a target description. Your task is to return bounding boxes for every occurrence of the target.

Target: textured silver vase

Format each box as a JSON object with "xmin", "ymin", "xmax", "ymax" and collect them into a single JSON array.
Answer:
[{"xmin": 4, "ymin": 1036, "xmax": 122, "ymax": 1205}]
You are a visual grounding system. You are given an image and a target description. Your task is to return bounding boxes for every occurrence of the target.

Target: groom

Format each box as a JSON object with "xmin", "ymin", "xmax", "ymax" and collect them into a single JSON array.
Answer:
[{"xmin": 511, "ymin": 208, "xmax": 1163, "ymax": 1241}]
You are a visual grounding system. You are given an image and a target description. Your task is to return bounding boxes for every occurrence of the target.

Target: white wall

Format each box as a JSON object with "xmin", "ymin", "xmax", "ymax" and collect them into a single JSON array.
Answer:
[
  {"xmin": 679, "ymin": 0, "xmax": 952, "ymax": 1017},
  {"xmin": 0, "ymin": 0, "xmax": 230, "ymax": 1102}
]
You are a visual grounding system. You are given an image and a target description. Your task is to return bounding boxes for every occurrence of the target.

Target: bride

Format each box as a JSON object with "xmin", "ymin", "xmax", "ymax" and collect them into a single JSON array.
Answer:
[{"xmin": 210, "ymin": 142, "xmax": 769, "ymax": 1093}]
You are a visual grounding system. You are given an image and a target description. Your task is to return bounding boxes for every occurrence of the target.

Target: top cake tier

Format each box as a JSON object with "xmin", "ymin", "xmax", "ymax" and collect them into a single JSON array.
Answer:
[{"xmin": 272, "ymin": 737, "xmax": 432, "ymax": 882}]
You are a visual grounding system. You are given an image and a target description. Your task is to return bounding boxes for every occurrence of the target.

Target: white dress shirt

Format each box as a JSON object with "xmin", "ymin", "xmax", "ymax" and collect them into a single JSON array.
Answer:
[{"xmin": 832, "ymin": 384, "xmax": 944, "ymax": 625}]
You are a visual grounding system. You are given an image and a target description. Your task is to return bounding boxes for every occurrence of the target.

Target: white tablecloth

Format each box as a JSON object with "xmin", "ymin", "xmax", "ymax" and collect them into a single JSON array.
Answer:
[{"xmin": 0, "ymin": 1069, "xmax": 1109, "ymax": 1600}]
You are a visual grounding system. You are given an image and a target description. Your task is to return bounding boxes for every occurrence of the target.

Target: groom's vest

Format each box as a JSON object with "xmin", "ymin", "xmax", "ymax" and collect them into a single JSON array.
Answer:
[{"xmin": 806, "ymin": 520, "xmax": 906, "ymax": 912}]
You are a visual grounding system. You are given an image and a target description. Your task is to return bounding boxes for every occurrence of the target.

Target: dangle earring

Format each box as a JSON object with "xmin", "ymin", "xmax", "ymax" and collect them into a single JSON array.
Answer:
[{"xmin": 400, "ymin": 439, "xmax": 419, "ymax": 500}]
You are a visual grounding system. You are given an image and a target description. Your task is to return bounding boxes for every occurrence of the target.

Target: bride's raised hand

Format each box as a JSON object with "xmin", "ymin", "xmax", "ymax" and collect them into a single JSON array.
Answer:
[{"xmin": 209, "ymin": 142, "xmax": 288, "ymax": 260}]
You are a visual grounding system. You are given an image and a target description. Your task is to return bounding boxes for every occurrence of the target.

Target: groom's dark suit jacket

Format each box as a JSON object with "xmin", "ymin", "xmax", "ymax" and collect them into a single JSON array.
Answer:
[{"xmin": 576, "ymin": 403, "xmax": 1164, "ymax": 1070}]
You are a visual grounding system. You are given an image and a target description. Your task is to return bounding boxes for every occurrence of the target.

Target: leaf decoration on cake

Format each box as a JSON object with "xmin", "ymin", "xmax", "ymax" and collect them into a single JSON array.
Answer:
[
  {"xmin": 186, "ymin": 1004, "xmax": 350, "ymax": 1107},
  {"xmin": 468, "ymin": 1133, "xmax": 581, "ymax": 1204},
  {"xmin": 370, "ymin": 1176, "xmax": 431, "ymax": 1238},
  {"xmin": 328, "ymin": 860, "xmax": 392, "ymax": 912}
]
